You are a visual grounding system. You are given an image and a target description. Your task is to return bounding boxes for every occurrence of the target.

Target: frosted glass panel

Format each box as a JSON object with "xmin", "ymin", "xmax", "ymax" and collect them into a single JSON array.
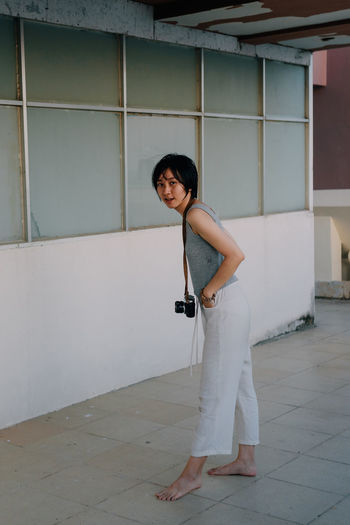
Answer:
[
  {"xmin": 126, "ymin": 38, "xmax": 198, "ymax": 111},
  {"xmin": 0, "ymin": 17, "xmax": 17, "ymax": 100},
  {"xmin": 127, "ymin": 115, "xmax": 197, "ymax": 228},
  {"xmin": 266, "ymin": 61, "xmax": 305, "ymax": 118},
  {"xmin": 204, "ymin": 118, "xmax": 259, "ymax": 219},
  {"xmin": 28, "ymin": 109, "xmax": 121, "ymax": 238},
  {"xmin": 25, "ymin": 22, "xmax": 120, "ymax": 105},
  {"xmin": 0, "ymin": 107, "xmax": 23, "ymax": 242},
  {"xmin": 265, "ymin": 122, "xmax": 305, "ymax": 213},
  {"xmin": 204, "ymin": 51, "xmax": 260, "ymax": 115}
]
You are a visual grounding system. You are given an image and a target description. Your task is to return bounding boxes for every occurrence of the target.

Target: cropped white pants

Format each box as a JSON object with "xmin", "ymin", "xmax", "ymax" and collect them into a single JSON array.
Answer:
[{"xmin": 191, "ymin": 282, "xmax": 259, "ymax": 457}]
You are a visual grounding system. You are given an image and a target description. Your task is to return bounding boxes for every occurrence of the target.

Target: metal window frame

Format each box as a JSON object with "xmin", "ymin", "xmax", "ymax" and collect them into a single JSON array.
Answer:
[{"xmin": 0, "ymin": 17, "xmax": 312, "ymax": 245}]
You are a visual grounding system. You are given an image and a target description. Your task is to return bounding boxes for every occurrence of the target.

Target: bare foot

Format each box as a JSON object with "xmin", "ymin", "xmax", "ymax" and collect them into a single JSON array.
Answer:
[
  {"xmin": 207, "ymin": 459, "xmax": 256, "ymax": 477},
  {"xmin": 155, "ymin": 474, "xmax": 201, "ymax": 501}
]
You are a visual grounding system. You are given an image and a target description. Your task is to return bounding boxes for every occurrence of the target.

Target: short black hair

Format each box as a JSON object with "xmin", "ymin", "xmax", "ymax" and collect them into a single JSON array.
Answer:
[{"xmin": 152, "ymin": 154, "xmax": 198, "ymax": 198}]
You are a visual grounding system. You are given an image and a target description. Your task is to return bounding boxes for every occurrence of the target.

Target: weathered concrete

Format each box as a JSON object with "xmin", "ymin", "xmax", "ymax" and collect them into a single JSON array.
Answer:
[
  {"xmin": 0, "ymin": 0, "xmax": 154, "ymax": 38},
  {"xmin": 0, "ymin": 0, "xmax": 310, "ymax": 64},
  {"xmin": 316, "ymin": 280, "xmax": 350, "ymax": 299}
]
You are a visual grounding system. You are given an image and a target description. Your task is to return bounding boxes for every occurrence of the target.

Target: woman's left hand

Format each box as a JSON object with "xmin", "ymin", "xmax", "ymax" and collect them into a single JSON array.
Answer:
[{"xmin": 200, "ymin": 288, "xmax": 216, "ymax": 308}]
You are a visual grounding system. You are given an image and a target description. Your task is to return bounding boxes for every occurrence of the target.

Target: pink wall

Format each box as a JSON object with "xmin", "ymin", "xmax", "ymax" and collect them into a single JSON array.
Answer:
[{"xmin": 314, "ymin": 47, "xmax": 350, "ymax": 190}]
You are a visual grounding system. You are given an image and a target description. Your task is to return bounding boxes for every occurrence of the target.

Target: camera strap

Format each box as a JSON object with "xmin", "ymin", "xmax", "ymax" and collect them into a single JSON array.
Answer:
[{"xmin": 182, "ymin": 198, "xmax": 195, "ymax": 302}]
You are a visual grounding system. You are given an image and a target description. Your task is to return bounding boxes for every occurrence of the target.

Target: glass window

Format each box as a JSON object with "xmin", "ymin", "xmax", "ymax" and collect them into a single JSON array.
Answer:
[
  {"xmin": 204, "ymin": 118, "xmax": 260, "ymax": 219},
  {"xmin": 265, "ymin": 122, "xmax": 306, "ymax": 213},
  {"xmin": 25, "ymin": 22, "xmax": 120, "ymax": 106},
  {"xmin": 126, "ymin": 38, "xmax": 198, "ymax": 111},
  {"xmin": 204, "ymin": 51, "xmax": 260, "ymax": 116},
  {"xmin": 127, "ymin": 115, "xmax": 197, "ymax": 228},
  {"xmin": 0, "ymin": 16, "xmax": 17, "ymax": 100},
  {"xmin": 0, "ymin": 107, "xmax": 23, "ymax": 242},
  {"xmin": 28, "ymin": 108, "xmax": 122, "ymax": 239},
  {"xmin": 266, "ymin": 61, "xmax": 305, "ymax": 118}
]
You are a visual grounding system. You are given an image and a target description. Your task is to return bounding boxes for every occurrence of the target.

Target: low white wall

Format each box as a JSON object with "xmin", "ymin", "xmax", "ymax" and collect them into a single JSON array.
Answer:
[{"xmin": 0, "ymin": 211, "xmax": 314, "ymax": 429}]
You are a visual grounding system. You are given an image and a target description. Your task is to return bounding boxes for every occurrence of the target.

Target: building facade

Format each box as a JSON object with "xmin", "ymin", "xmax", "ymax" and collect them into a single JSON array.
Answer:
[{"xmin": 0, "ymin": 1, "xmax": 314, "ymax": 429}]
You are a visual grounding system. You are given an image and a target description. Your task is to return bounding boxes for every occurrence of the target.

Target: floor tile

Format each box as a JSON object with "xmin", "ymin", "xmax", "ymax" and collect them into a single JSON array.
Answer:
[
  {"xmin": 24, "ymin": 430, "xmax": 122, "ymax": 466},
  {"xmin": 257, "ymin": 384, "xmax": 321, "ymax": 406},
  {"xmin": 259, "ymin": 422, "xmax": 331, "ymax": 453},
  {"xmin": 97, "ymin": 481, "xmax": 214, "ymax": 525},
  {"xmin": 268, "ymin": 455, "xmax": 350, "ymax": 495},
  {"xmin": 173, "ymin": 414, "xmax": 200, "ymax": 430},
  {"xmin": 88, "ymin": 443, "xmax": 185, "ymax": 480},
  {"xmin": 272, "ymin": 407, "xmax": 350, "ymax": 434},
  {"xmin": 303, "ymin": 393, "xmax": 350, "ymax": 416},
  {"xmin": 279, "ymin": 369, "xmax": 348, "ymax": 392},
  {"xmin": 306, "ymin": 435, "xmax": 350, "ymax": 464},
  {"xmin": 30, "ymin": 464, "xmax": 141, "ymax": 505},
  {"xmin": 258, "ymin": 400, "xmax": 295, "ymax": 423},
  {"xmin": 58, "ymin": 508, "xmax": 140, "ymax": 524},
  {"xmin": 224, "ymin": 477, "xmax": 342, "ymax": 524},
  {"xmin": 132, "ymin": 425, "xmax": 194, "ymax": 455},
  {"xmin": 255, "ymin": 356, "xmax": 314, "ymax": 373},
  {"xmin": 310, "ymin": 496, "xmax": 350, "ymax": 525},
  {"xmin": 80, "ymin": 413, "xmax": 165, "ymax": 442},
  {"xmin": 0, "ymin": 419, "xmax": 66, "ymax": 446},
  {"xmin": 37, "ymin": 404, "xmax": 112, "ymax": 430},
  {"xmin": 0, "ymin": 487, "xmax": 85, "ymax": 525},
  {"xmin": 182, "ymin": 502, "xmax": 296, "ymax": 525}
]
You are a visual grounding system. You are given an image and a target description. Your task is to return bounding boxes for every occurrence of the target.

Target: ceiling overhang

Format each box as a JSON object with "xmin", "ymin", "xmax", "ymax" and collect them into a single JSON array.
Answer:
[{"xmin": 136, "ymin": 1, "xmax": 350, "ymax": 51}]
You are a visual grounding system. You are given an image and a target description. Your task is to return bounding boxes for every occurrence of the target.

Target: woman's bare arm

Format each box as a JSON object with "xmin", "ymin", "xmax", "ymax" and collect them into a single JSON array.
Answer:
[{"xmin": 186, "ymin": 207, "xmax": 245, "ymax": 299}]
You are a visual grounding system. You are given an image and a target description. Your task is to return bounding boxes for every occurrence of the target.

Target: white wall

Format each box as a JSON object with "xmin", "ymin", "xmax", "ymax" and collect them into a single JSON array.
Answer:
[{"xmin": 0, "ymin": 210, "xmax": 314, "ymax": 429}]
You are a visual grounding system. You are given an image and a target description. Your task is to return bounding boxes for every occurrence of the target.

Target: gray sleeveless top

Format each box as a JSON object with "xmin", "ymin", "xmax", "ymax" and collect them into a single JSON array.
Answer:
[{"xmin": 185, "ymin": 203, "xmax": 238, "ymax": 297}]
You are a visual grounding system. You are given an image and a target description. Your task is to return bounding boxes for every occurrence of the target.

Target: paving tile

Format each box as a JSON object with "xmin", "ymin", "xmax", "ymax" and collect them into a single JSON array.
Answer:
[
  {"xmin": 268, "ymin": 455, "xmax": 350, "ymax": 495},
  {"xmin": 30, "ymin": 464, "xmax": 141, "ymax": 505},
  {"xmin": 329, "ymin": 384, "xmax": 350, "ymax": 397},
  {"xmin": 322, "ymin": 330, "xmax": 350, "ymax": 345},
  {"xmin": 279, "ymin": 370, "xmax": 348, "ymax": 393},
  {"xmin": 132, "ymin": 425, "xmax": 194, "ymax": 455},
  {"xmin": 273, "ymin": 347, "xmax": 337, "ymax": 365},
  {"xmin": 122, "ymin": 379, "xmax": 199, "ymax": 407},
  {"xmin": 253, "ymin": 367, "xmax": 293, "ymax": 383},
  {"xmin": 259, "ymin": 422, "xmax": 331, "ymax": 453},
  {"xmin": 258, "ymin": 400, "xmax": 295, "ymax": 423},
  {"xmin": 97, "ymin": 481, "xmax": 214, "ymax": 525},
  {"xmin": 250, "ymin": 445, "xmax": 298, "ymax": 477},
  {"xmin": 86, "ymin": 395, "xmax": 198, "ymax": 425},
  {"xmin": 310, "ymin": 496, "xmax": 350, "ymax": 525},
  {"xmin": 272, "ymin": 407, "xmax": 350, "ymax": 434},
  {"xmin": 255, "ymin": 356, "xmax": 314, "ymax": 373},
  {"xmin": 0, "ymin": 419, "xmax": 66, "ymax": 446},
  {"xmin": 173, "ymin": 414, "xmax": 200, "ymax": 430},
  {"xmin": 37, "ymin": 404, "xmax": 112, "ymax": 430},
  {"xmin": 0, "ymin": 487, "xmax": 85, "ymax": 525},
  {"xmin": 182, "ymin": 502, "xmax": 296, "ymax": 525},
  {"xmin": 158, "ymin": 366, "xmax": 201, "ymax": 388},
  {"xmin": 341, "ymin": 429, "xmax": 350, "ymax": 438},
  {"xmin": 24, "ymin": 430, "xmax": 122, "ymax": 466},
  {"xmin": 58, "ymin": 508, "xmax": 140, "ymax": 524},
  {"xmin": 303, "ymin": 393, "xmax": 350, "ymax": 416},
  {"xmin": 79, "ymin": 413, "xmax": 165, "ymax": 442},
  {"xmin": 88, "ymin": 443, "xmax": 185, "ymax": 480},
  {"xmin": 307, "ymin": 435, "xmax": 350, "ymax": 464},
  {"xmin": 224, "ymin": 477, "xmax": 342, "ymax": 524},
  {"xmin": 257, "ymin": 384, "xmax": 321, "ymax": 406}
]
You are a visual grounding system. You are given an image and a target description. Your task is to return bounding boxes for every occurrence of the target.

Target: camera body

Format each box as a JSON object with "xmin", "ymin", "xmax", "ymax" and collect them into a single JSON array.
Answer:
[{"xmin": 175, "ymin": 295, "xmax": 195, "ymax": 318}]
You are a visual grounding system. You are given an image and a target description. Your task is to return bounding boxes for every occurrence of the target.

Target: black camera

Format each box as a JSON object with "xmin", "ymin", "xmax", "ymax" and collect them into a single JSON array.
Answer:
[{"xmin": 175, "ymin": 295, "xmax": 196, "ymax": 318}]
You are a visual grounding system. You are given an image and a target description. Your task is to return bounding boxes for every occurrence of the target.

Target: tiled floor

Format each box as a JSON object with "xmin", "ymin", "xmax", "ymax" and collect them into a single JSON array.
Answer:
[{"xmin": 0, "ymin": 299, "xmax": 349, "ymax": 525}]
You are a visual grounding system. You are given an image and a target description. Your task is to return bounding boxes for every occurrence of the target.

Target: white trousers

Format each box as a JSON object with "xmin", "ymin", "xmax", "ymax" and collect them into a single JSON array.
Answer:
[{"xmin": 191, "ymin": 282, "xmax": 259, "ymax": 457}]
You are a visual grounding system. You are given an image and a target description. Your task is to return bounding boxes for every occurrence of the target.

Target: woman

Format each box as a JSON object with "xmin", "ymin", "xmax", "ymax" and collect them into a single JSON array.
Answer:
[{"xmin": 152, "ymin": 154, "xmax": 259, "ymax": 501}]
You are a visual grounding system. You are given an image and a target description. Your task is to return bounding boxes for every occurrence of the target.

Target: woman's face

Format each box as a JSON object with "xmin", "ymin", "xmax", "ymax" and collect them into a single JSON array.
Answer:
[{"xmin": 156, "ymin": 168, "xmax": 189, "ymax": 210}]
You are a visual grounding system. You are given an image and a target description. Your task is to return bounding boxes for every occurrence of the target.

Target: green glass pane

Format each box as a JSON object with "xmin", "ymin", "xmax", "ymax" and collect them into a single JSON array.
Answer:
[
  {"xmin": 204, "ymin": 118, "xmax": 259, "ymax": 219},
  {"xmin": 0, "ymin": 107, "xmax": 23, "ymax": 242},
  {"xmin": 0, "ymin": 16, "xmax": 17, "ymax": 100},
  {"xmin": 126, "ymin": 37, "xmax": 198, "ymax": 111},
  {"xmin": 25, "ymin": 21, "xmax": 120, "ymax": 106},
  {"xmin": 28, "ymin": 108, "xmax": 122, "ymax": 239},
  {"xmin": 266, "ymin": 61, "xmax": 305, "ymax": 118},
  {"xmin": 265, "ymin": 122, "xmax": 306, "ymax": 213},
  {"xmin": 127, "ymin": 115, "xmax": 197, "ymax": 228},
  {"xmin": 204, "ymin": 51, "xmax": 260, "ymax": 115}
]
